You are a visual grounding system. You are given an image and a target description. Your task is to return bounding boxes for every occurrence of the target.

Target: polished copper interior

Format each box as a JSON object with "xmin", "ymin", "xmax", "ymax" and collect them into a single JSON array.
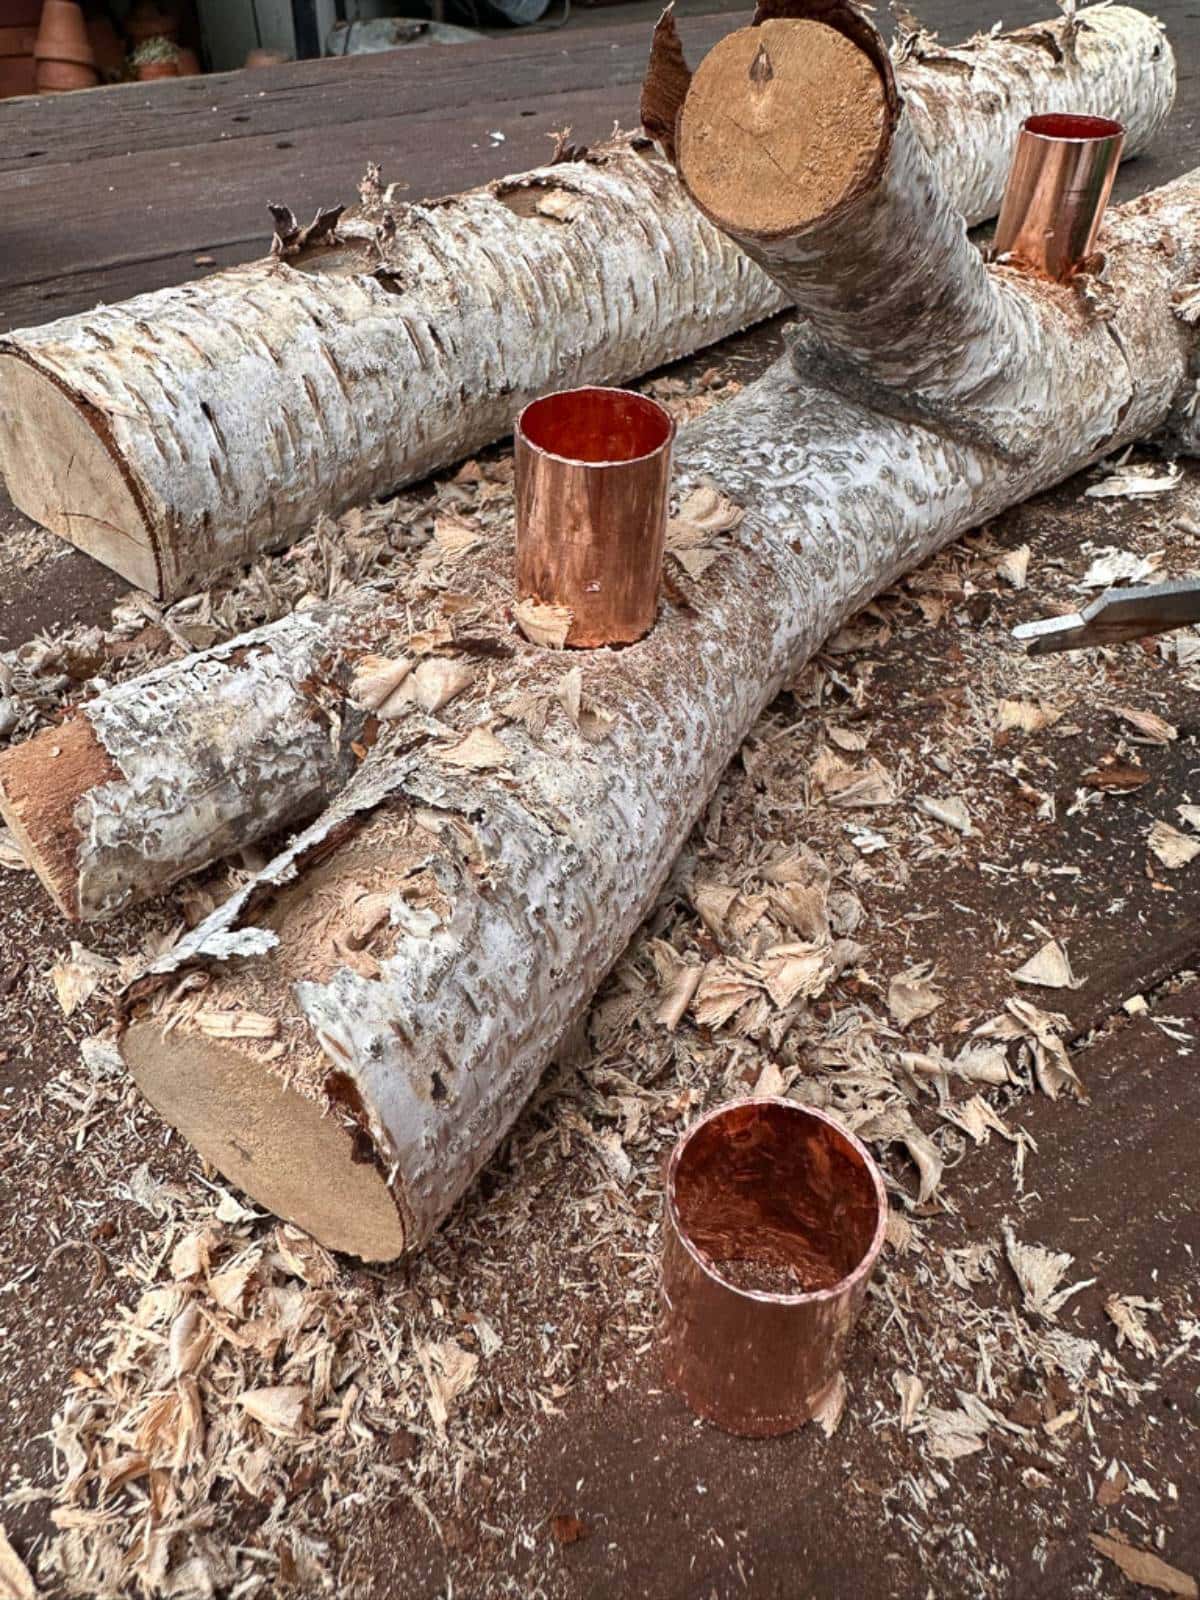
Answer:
[
  {"xmin": 993, "ymin": 111, "xmax": 1125, "ymax": 282},
  {"xmin": 519, "ymin": 386, "xmax": 673, "ymax": 465},
  {"xmin": 514, "ymin": 386, "xmax": 675, "ymax": 648},
  {"xmin": 670, "ymin": 1099, "xmax": 882, "ymax": 1297},
  {"xmin": 660, "ymin": 1098, "xmax": 886, "ymax": 1436}
]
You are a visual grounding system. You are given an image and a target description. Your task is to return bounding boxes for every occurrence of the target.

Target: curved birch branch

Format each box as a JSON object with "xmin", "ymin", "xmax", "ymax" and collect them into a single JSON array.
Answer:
[
  {"xmin": 0, "ymin": 4, "xmax": 1174, "ymax": 599},
  {"xmin": 120, "ymin": 158, "xmax": 1200, "ymax": 1259}
]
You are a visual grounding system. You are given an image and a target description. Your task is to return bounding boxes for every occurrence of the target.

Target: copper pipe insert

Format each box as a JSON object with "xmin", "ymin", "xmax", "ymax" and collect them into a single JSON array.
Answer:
[
  {"xmin": 660, "ymin": 1097, "xmax": 887, "ymax": 1437},
  {"xmin": 514, "ymin": 386, "xmax": 675, "ymax": 648},
  {"xmin": 993, "ymin": 112, "xmax": 1125, "ymax": 282}
]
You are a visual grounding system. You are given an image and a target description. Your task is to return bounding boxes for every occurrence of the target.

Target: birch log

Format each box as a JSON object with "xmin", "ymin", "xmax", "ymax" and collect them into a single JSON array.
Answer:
[
  {"xmin": 0, "ymin": 5, "xmax": 1179, "ymax": 924},
  {"xmin": 0, "ymin": 5, "xmax": 1174, "ymax": 600},
  {"xmin": 120, "ymin": 148, "xmax": 1200, "ymax": 1258}
]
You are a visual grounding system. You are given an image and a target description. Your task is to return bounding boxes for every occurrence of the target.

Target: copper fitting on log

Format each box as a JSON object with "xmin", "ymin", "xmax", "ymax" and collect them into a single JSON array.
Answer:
[
  {"xmin": 514, "ymin": 386, "xmax": 675, "ymax": 648},
  {"xmin": 660, "ymin": 1098, "xmax": 887, "ymax": 1436},
  {"xmin": 993, "ymin": 113, "xmax": 1125, "ymax": 281}
]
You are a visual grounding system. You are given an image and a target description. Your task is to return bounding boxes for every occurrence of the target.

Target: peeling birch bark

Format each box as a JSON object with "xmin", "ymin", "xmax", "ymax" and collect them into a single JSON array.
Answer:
[
  {"xmin": 0, "ymin": 5, "xmax": 1178, "ymax": 923},
  {"xmin": 120, "ymin": 160, "xmax": 1200, "ymax": 1260},
  {"xmin": 0, "ymin": 4, "xmax": 1174, "ymax": 598}
]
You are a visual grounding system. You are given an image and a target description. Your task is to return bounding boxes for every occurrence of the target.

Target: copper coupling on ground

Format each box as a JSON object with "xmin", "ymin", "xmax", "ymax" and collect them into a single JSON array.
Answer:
[
  {"xmin": 514, "ymin": 386, "xmax": 675, "ymax": 648},
  {"xmin": 993, "ymin": 113, "xmax": 1125, "ymax": 282},
  {"xmin": 659, "ymin": 1098, "xmax": 887, "ymax": 1437}
]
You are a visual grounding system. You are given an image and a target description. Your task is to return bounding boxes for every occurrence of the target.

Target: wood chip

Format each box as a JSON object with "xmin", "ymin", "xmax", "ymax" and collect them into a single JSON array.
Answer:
[
  {"xmin": 1082, "ymin": 758, "xmax": 1150, "ymax": 792},
  {"xmin": 915, "ymin": 794, "xmax": 972, "ymax": 835},
  {"xmin": 813, "ymin": 1371, "xmax": 847, "ymax": 1438},
  {"xmin": 1004, "ymin": 1228, "xmax": 1095, "ymax": 1321},
  {"xmin": 0, "ymin": 829, "xmax": 28, "ymax": 872},
  {"xmin": 401, "ymin": 658, "xmax": 474, "ymax": 714},
  {"xmin": 432, "ymin": 513, "xmax": 479, "ymax": 558},
  {"xmin": 1089, "ymin": 1535, "xmax": 1197, "ymax": 1597},
  {"xmin": 350, "ymin": 654, "xmax": 414, "ymax": 718},
  {"xmin": 0, "ymin": 1526, "xmax": 37, "ymax": 1600},
  {"xmin": 811, "ymin": 749, "xmax": 898, "ymax": 807},
  {"xmin": 1148, "ymin": 820, "xmax": 1200, "ymax": 870},
  {"xmin": 1116, "ymin": 705, "xmax": 1177, "ymax": 744},
  {"xmin": 514, "ymin": 597, "xmax": 573, "ymax": 648},
  {"xmin": 888, "ymin": 966, "xmax": 944, "ymax": 1029},
  {"xmin": 237, "ymin": 1385, "xmax": 309, "ymax": 1438},
  {"xmin": 193, "ymin": 1009, "xmax": 280, "ymax": 1041},
  {"xmin": 995, "ymin": 545, "xmax": 1030, "ymax": 588},
  {"xmin": 1011, "ymin": 939, "xmax": 1081, "ymax": 990},
  {"xmin": 996, "ymin": 699, "xmax": 1060, "ymax": 734},
  {"xmin": 49, "ymin": 943, "xmax": 119, "ymax": 1017},
  {"xmin": 439, "ymin": 727, "xmax": 511, "ymax": 770}
]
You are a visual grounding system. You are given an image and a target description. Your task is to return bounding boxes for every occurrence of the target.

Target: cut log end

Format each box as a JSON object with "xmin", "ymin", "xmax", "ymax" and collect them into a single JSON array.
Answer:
[
  {"xmin": 121, "ymin": 1018, "xmax": 407, "ymax": 1261},
  {"xmin": 0, "ymin": 715, "xmax": 119, "ymax": 922},
  {"xmin": 0, "ymin": 353, "xmax": 159, "ymax": 594},
  {"xmin": 676, "ymin": 19, "xmax": 889, "ymax": 238}
]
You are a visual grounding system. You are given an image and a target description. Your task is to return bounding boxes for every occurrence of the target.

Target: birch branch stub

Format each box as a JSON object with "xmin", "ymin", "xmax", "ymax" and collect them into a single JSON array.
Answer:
[
  {"xmin": 120, "ymin": 151, "xmax": 1200, "ymax": 1259},
  {"xmin": 0, "ymin": 4, "xmax": 1174, "ymax": 597}
]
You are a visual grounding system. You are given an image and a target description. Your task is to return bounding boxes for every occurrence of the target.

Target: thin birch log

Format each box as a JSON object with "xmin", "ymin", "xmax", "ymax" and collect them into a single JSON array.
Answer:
[
  {"xmin": 0, "ymin": 5, "xmax": 1178, "ymax": 923},
  {"xmin": 120, "ymin": 154, "xmax": 1200, "ymax": 1259},
  {"xmin": 0, "ymin": 4, "xmax": 1174, "ymax": 599}
]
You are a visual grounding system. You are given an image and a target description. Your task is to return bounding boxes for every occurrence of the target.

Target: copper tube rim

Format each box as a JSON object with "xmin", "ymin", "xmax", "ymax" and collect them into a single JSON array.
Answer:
[
  {"xmin": 514, "ymin": 386, "xmax": 675, "ymax": 649},
  {"xmin": 993, "ymin": 112, "xmax": 1125, "ymax": 282},
  {"xmin": 659, "ymin": 1097, "xmax": 888, "ymax": 1436}
]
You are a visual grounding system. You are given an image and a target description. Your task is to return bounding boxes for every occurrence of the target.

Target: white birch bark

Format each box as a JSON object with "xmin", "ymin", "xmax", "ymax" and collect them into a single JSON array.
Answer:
[
  {"xmin": 0, "ymin": 5, "xmax": 1174, "ymax": 599},
  {"xmin": 121, "ymin": 169, "xmax": 1200, "ymax": 1260}
]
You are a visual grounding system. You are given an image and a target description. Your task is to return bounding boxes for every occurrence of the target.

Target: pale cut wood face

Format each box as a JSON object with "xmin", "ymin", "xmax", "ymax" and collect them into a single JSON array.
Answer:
[{"xmin": 0, "ymin": 354, "xmax": 160, "ymax": 594}]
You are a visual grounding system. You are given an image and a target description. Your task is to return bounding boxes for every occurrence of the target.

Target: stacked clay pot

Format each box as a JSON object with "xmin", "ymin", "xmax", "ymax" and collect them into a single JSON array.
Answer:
[
  {"xmin": 1, "ymin": 0, "xmax": 41, "ymax": 97},
  {"xmin": 34, "ymin": 0, "xmax": 99, "ymax": 91}
]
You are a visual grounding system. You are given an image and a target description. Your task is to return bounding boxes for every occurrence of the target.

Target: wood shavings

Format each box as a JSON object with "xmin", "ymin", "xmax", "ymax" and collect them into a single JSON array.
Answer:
[
  {"xmin": 995, "ymin": 698, "xmax": 1061, "ymax": 734},
  {"xmin": 513, "ymin": 597, "xmax": 573, "ymax": 648},
  {"xmin": 1105, "ymin": 1294, "xmax": 1161, "ymax": 1356},
  {"xmin": 1080, "ymin": 547, "xmax": 1162, "ymax": 586},
  {"xmin": 349, "ymin": 653, "xmax": 414, "ymax": 718},
  {"xmin": 0, "ymin": 1526, "xmax": 37, "ymax": 1600},
  {"xmin": 1011, "ymin": 939, "xmax": 1082, "ymax": 990},
  {"xmin": 691, "ymin": 881, "xmax": 740, "ymax": 939},
  {"xmin": 760, "ymin": 942, "xmax": 834, "ymax": 1009},
  {"xmin": 402, "ymin": 658, "xmax": 474, "ymax": 714},
  {"xmin": 691, "ymin": 962, "xmax": 760, "ymax": 1028},
  {"xmin": 892, "ymin": 1371, "xmax": 925, "ymax": 1430},
  {"xmin": 416, "ymin": 1340, "xmax": 479, "ymax": 1439},
  {"xmin": 915, "ymin": 794, "xmax": 972, "ymax": 834},
  {"xmin": 813, "ymin": 1371, "xmax": 847, "ymax": 1438},
  {"xmin": 1089, "ymin": 1535, "xmax": 1198, "ymax": 1598},
  {"xmin": 858, "ymin": 1109, "xmax": 943, "ymax": 1205},
  {"xmin": 0, "ymin": 828, "xmax": 28, "ymax": 871},
  {"xmin": 192, "ymin": 1008, "xmax": 280, "ymax": 1040},
  {"xmin": 237, "ymin": 1385, "xmax": 310, "ymax": 1438},
  {"xmin": 981, "ymin": 998, "xmax": 1083, "ymax": 1099},
  {"xmin": 1179, "ymin": 803, "xmax": 1200, "ymax": 830},
  {"xmin": 1004, "ymin": 1227, "xmax": 1095, "ymax": 1321},
  {"xmin": 438, "ymin": 727, "xmax": 511, "ymax": 770},
  {"xmin": 922, "ymin": 1404, "xmax": 988, "ymax": 1460},
  {"xmin": 1149, "ymin": 820, "xmax": 1200, "ymax": 869},
  {"xmin": 1117, "ymin": 705, "xmax": 1178, "ymax": 744},
  {"xmin": 995, "ymin": 545, "xmax": 1030, "ymax": 588},
  {"xmin": 810, "ymin": 749, "xmax": 898, "ymax": 807},
  {"xmin": 653, "ymin": 963, "xmax": 704, "ymax": 1032},
  {"xmin": 1085, "ymin": 461, "xmax": 1183, "ymax": 499},
  {"xmin": 49, "ymin": 943, "xmax": 120, "ymax": 1017},
  {"xmin": 432, "ymin": 514, "xmax": 480, "ymax": 559},
  {"xmin": 1082, "ymin": 756, "xmax": 1150, "ymax": 792},
  {"xmin": 888, "ymin": 965, "xmax": 944, "ymax": 1029}
]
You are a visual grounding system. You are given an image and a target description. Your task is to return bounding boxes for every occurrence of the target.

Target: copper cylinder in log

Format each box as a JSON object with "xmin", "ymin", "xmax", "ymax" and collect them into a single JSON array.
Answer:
[
  {"xmin": 659, "ymin": 1098, "xmax": 887, "ymax": 1436},
  {"xmin": 993, "ymin": 113, "xmax": 1125, "ymax": 281},
  {"xmin": 514, "ymin": 386, "xmax": 675, "ymax": 648}
]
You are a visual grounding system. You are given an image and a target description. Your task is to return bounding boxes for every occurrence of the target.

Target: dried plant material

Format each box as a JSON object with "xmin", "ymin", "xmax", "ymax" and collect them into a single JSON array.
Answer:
[
  {"xmin": 654, "ymin": 963, "xmax": 704, "ymax": 1031},
  {"xmin": 1089, "ymin": 1535, "xmax": 1197, "ymax": 1598},
  {"xmin": 514, "ymin": 597, "xmax": 573, "ymax": 648},
  {"xmin": 1105, "ymin": 1294, "xmax": 1160, "ymax": 1356},
  {"xmin": 760, "ymin": 943, "xmax": 834, "ymax": 1010},
  {"xmin": 438, "ymin": 726, "xmax": 511, "ymax": 770},
  {"xmin": 0, "ymin": 828, "xmax": 28, "ymax": 871},
  {"xmin": 237, "ymin": 1385, "xmax": 309, "ymax": 1438},
  {"xmin": 417, "ymin": 1340, "xmax": 479, "ymax": 1438},
  {"xmin": 691, "ymin": 962, "xmax": 760, "ymax": 1029},
  {"xmin": 1080, "ymin": 547, "xmax": 1161, "ymax": 586},
  {"xmin": 996, "ymin": 698, "xmax": 1060, "ymax": 734},
  {"xmin": 811, "ymin": 748, "xmax": 898, "ymax": 807},
  {"xmin": 691, "ymin": 881, "xmax": 739, "ymax": 939},
  {"xmin": 0, "ymin": 1527, "xmax": 36, "ymax": 1600},
  {"xmin": 1082, "ymin": 757, "xmax": 1150, "ymax": 792},
  {"xmin": 813, "ymin": 1371, "xmax": 847, "ymax": 1438},
  {"xmin": 1085, "ymin": 461, "xmax": 1183, "ymax": 499},
  {"xmin": 349, "ymin": 653, "xmax": 413, "ymax": 718},
  {"xmin": 1004, "ymin": 1228, "xmax": 1095, "ymax": 1321},
  {"xmin": 432, "ymin": 513, "xmax": 480, "ymax": 558},
  {"xmin": 995, "ymin": 545, "xmax": 1030, "ymax": 588},
  {"xmin": 915, "ymin": 794, "xmax": 972, "ymax": 835},
  {"xmin": 401, "ymin": 658, "xmax": 474, "ymax": 714},
  {"xmin": 888, "ymin": 965, "xmax": 944, "ymax": 1029},
  {"xmin": 1148, "ymin": 820, "xmax": 1200, "ymax": 870},
  {"xmin": 893, "ymin": 1371, "xmax": 925, "ymax": 1430},
  {"xmin": 193, "ymin": 1008, "xmax": 280, "ymax": 1040},
  {"xmin": 1116, "ymin": 705, "xmax": 1177, "ymax": 743},
  {"xmin": 766, "ymin": 882, "xmax": 830, "ymax": 942},
  {"xmin": 1011, "ymin": 939, "xmax": 1081, "ymax": 990},
  {"xmin": 49, "ymin": 943, "xmax": 119, "ymax": 1017}
]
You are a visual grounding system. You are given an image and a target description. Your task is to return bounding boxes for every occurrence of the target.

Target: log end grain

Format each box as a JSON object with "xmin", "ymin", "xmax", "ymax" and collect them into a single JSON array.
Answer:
[
  {"xmin": 0, "ymin": 353, "xmax": 160, "ymax": 595},
  {"xmin": 122, "ymin": 1018, "xmax": 408, "ymax": 1261},
  {"xmin": 677, "ymin": 18, "xmax": 889, "ymax": 238},
  {"xmin": 0, "ymin": 715, "xmax": 120, "ymax": 922}
]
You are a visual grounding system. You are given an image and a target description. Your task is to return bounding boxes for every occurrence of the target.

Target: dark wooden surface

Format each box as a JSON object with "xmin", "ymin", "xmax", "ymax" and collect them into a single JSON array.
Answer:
[{"xmin": 1, "ymin": 0, "xmax": 1197, "ymax": 333}]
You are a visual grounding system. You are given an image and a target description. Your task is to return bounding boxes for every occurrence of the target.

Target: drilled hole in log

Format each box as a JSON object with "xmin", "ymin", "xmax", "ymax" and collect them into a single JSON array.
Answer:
[{"xmin": 676, "ymin": 18, "xmax": 889, "ymax": 238}]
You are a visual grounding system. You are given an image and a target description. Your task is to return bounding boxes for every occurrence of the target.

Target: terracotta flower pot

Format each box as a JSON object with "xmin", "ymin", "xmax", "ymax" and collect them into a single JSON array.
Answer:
[
  {"xmin": 33, "ymin": 0, "xmax": 96, "ymax": 66},
  {"xmin": 135, "ymin": 58, "xmax": 177, "ymax": 79},
  {"xmin": 0, "ymin": 54, "xmax": 36, "ymax": 96},
  {"xmin": 244, "ymin": 46, "xmax": 286, "ymax": 68},
  {"xmin": 86, "ymin": 14, "xmax": 125, "ymax": 79},
  {"xmin": 174, "ymin": 44, "xmax": 199, "ymax": 74},
  {"xmin": 35, "ymin": 55, "xmax": 98, "ymax": 89},
  {"xmin": 125, "ymin": 0, "xmax": 176, "ymax": 42}
]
